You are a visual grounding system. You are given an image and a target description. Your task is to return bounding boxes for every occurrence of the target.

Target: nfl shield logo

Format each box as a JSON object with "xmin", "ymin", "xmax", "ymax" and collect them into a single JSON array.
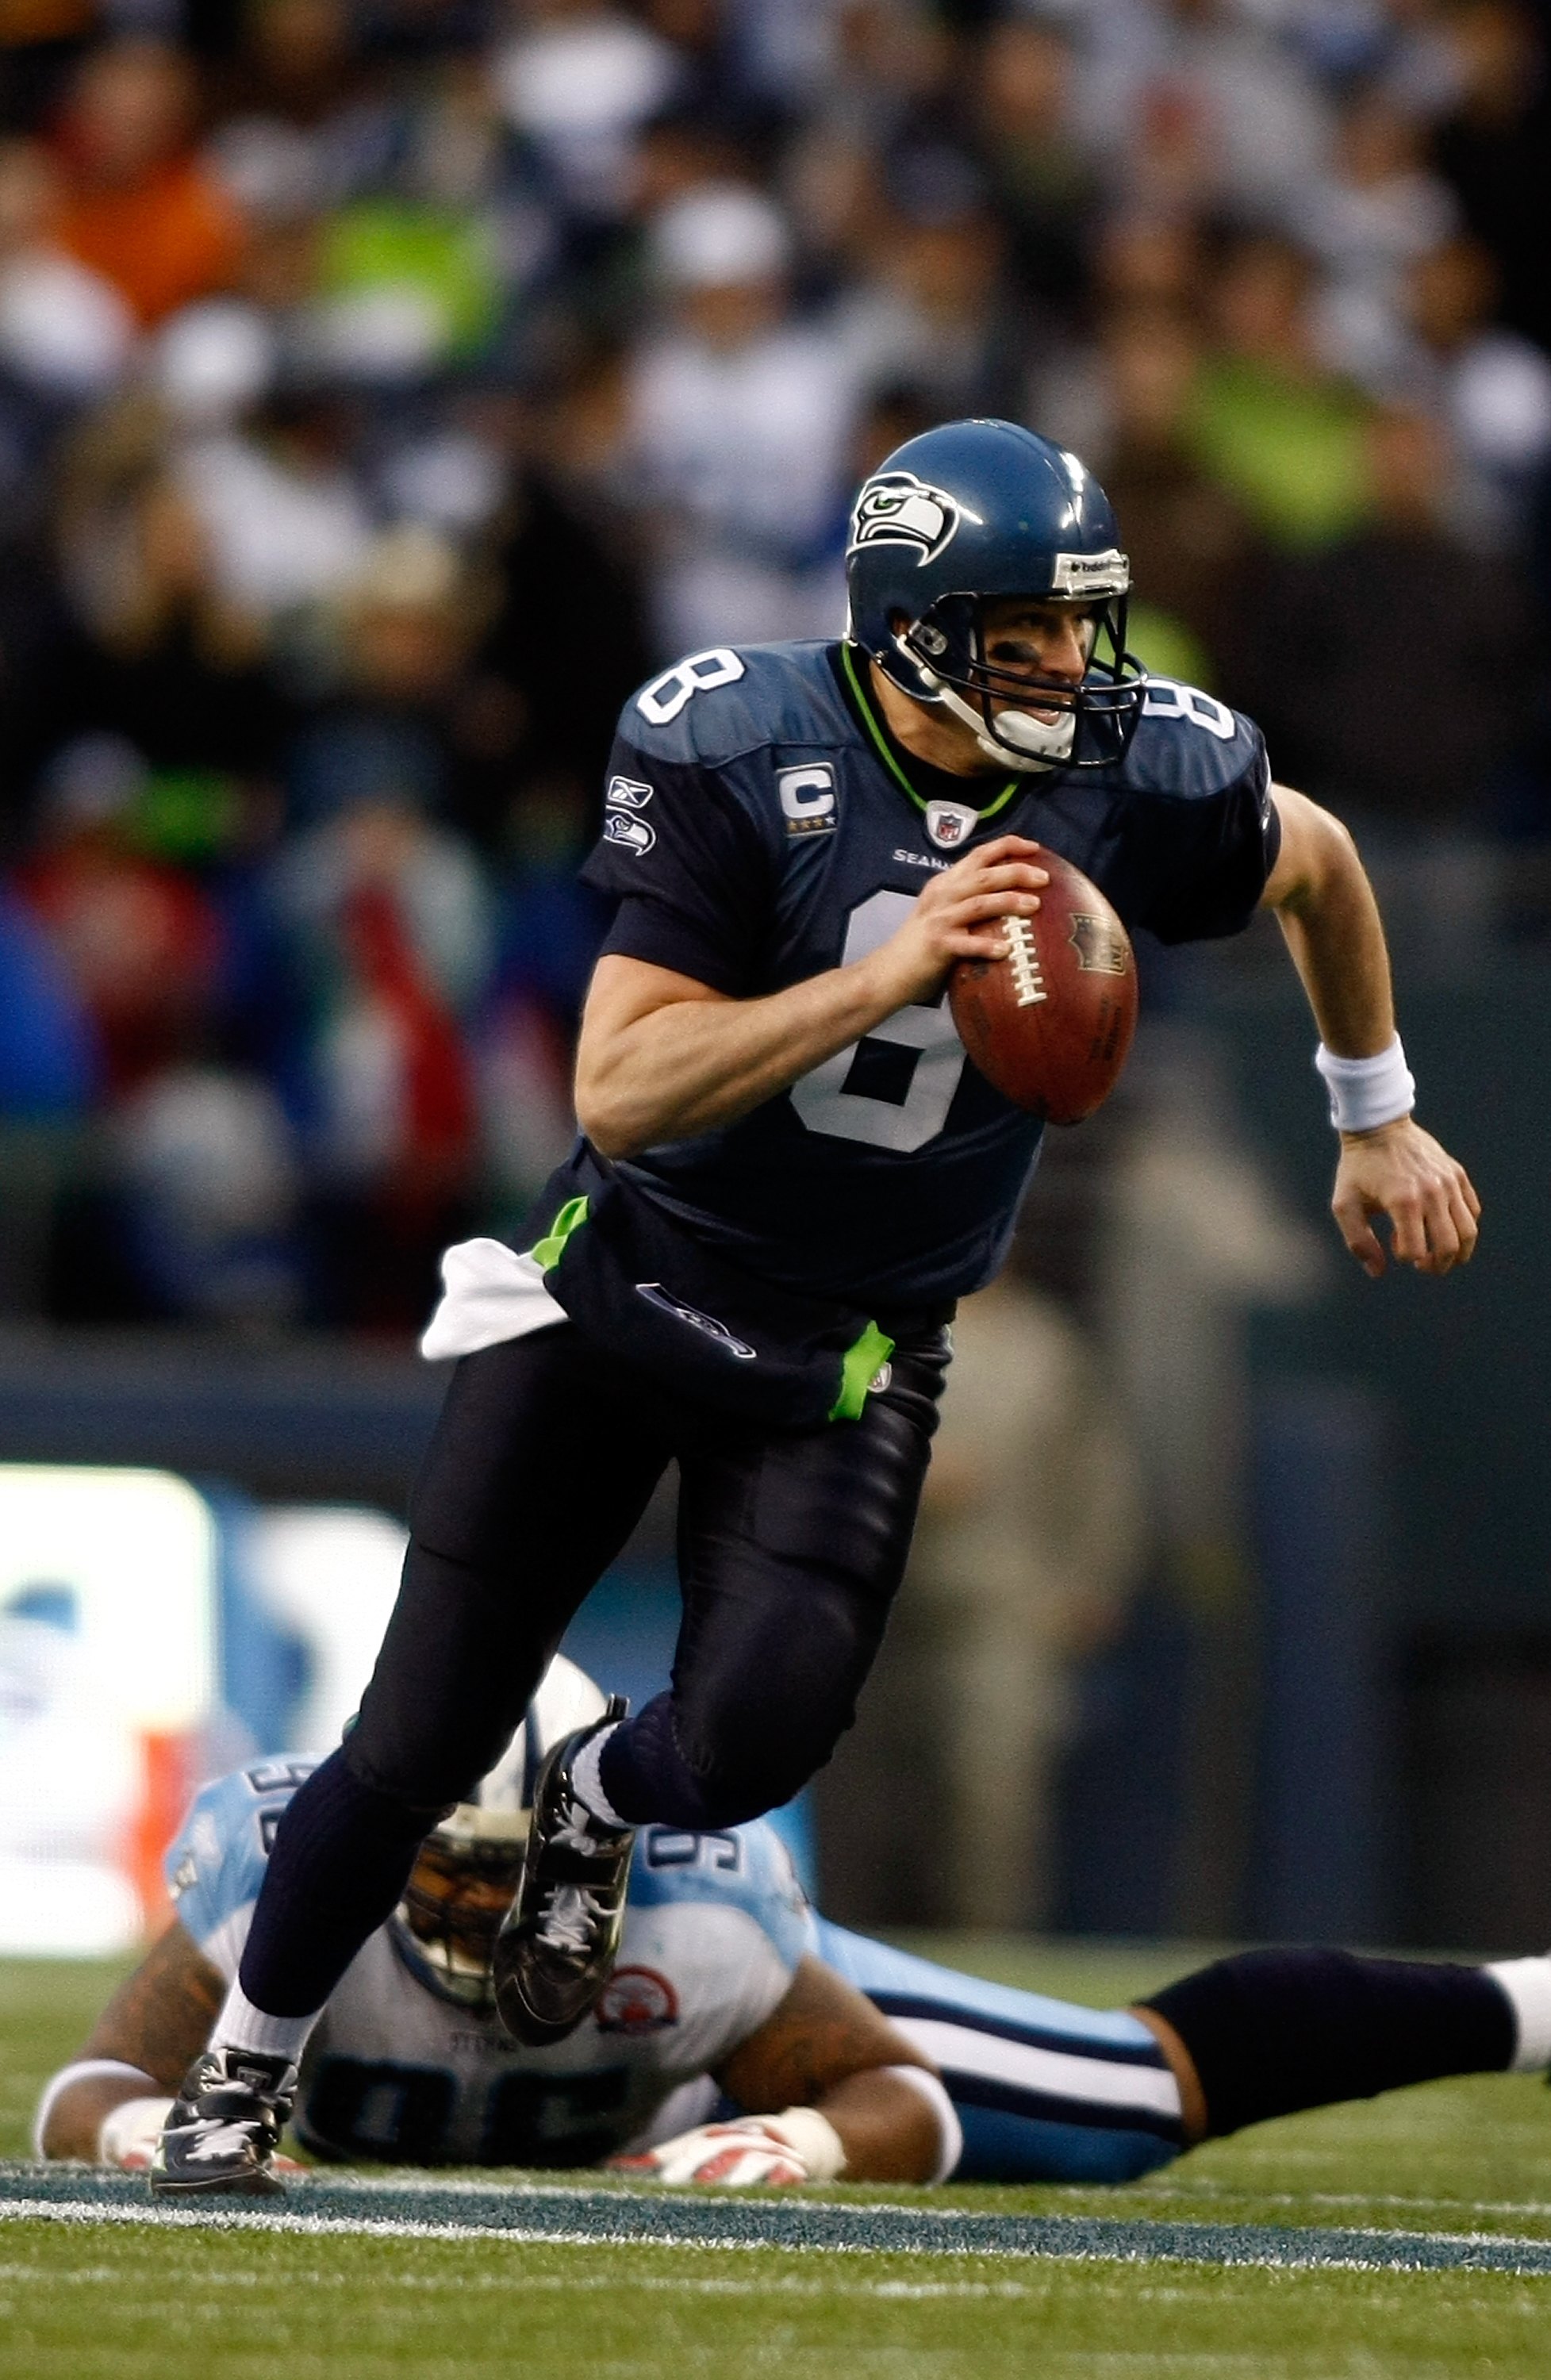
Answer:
[{"xmin": 926, "ymin": 800, "xmax": 978, "ymax": 850}]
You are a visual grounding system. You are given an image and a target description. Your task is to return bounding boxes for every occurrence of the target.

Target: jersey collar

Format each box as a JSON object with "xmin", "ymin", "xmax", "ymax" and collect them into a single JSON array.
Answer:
[{"xmin": 837, "ymin": 641, "xmax": 1023, "ymax": 826}]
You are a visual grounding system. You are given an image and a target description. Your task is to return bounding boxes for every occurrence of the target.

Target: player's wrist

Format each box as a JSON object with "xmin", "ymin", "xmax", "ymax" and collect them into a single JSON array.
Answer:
[
  {"xmin": 1337, "ymin": 1115, "xmax": 1415, "ymax": 1149},
  {"xmin": 98, "ymin": 2094, "xmax": 175, "ymax": 2170},
  {"xmin": 762, "ymin": 2106, "xmax": 847, "ymax": 2182},
  {"xmin": 849, "ymin": 942, "xmax": 933, "ymax": 1019},
  {"xmin": 1315, "ymin": 1035, "xmax": 1415, "ymax": 1134}
]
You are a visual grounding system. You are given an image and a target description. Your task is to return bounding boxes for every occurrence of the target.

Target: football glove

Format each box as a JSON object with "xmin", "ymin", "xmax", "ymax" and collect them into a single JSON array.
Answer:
[{"xmin": 610, "ymin": 2107, "xmax": 846, "ymax": 2187}]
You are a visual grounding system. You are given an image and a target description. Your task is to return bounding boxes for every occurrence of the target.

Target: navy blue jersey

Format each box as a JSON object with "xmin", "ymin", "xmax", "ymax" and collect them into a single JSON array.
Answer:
[{"xmin": 581, "ymin": 640, "xmax": 1277, "ymax": 1309}]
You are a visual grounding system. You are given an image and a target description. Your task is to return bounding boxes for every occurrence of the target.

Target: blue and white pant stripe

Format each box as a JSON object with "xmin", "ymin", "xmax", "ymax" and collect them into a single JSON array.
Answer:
[{"xmin": 812, "ymin": 1919, "xmax": 1184, "ymax": 2184}]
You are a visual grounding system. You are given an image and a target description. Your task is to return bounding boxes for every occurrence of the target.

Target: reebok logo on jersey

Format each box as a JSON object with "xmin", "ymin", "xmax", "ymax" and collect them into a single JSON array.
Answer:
[
  {"xmin": 847, "ymin": 470, "xmax": 964, "ymax": 568},
  {"xmin": 604, "ymin": 811, "xmax": 655, "ymax": 854},
  {"xmin": 635, "ymin": 1281, "xmax": 756, "ymax": 1359},
  {"xmin": 606, "ymin": 775, "xmax": 654, "ymax": 809}
]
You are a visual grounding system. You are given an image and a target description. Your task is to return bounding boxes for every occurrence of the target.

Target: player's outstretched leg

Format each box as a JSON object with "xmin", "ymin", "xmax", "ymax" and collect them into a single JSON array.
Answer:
[
  {"xmin": 148, "ymin": 2048, "xmax": 297, "ymax": 2199},
  {"xmin": 493, "ymin": 1695, "xmax": 634, "ymax": 2044}
]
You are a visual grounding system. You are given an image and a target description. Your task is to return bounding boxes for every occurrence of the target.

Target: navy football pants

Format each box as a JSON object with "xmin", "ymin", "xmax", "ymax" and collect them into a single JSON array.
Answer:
[{"xmin": 240, "ymin": 1321, "xmax": 946, "ymax": 2015}]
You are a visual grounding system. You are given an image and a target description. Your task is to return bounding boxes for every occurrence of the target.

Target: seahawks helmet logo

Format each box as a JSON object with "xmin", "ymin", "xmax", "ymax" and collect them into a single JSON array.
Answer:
[{"xmin": 848, "ymin": 471, "xmax": 965, "ymax": 568}]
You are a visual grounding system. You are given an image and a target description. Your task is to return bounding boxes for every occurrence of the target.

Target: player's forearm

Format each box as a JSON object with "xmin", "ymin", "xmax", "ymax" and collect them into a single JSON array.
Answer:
[
  {"xmin": 1266, "ymin": 792, "xmax": 1396, "ymax": 1056},
  {"xmin": 812, "ymin": 2066, "xmax": 949, "ymax": 2183},
  {"xmin": 576, "ymin": 958, "xmax": 911, "ymax": 1157},
  {"xmin": 37, "ymin": 2070, "xmax": 163, "ymax": 2161}
]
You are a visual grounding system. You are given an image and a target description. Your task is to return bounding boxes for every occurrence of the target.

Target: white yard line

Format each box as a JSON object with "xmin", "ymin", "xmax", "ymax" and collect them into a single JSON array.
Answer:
[{"xmin": 4, "ymin": 2192, "xmax": 1551, "ymax": 2278}]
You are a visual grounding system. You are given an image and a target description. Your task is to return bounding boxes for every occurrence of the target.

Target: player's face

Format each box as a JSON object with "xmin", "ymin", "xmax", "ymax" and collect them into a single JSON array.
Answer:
[
  {"xmin": 404, "ymin": 1840, "xmax": 523, "ymax": 1967},
  {"xmin": 980, "ymin": 597, "xmax": 1100, "ymax": 720}
]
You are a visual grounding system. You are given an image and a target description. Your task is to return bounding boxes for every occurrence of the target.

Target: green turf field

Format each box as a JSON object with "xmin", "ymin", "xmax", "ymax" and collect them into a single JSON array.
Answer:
[{"xmin": 6, "ymin": 1940, "xmax": 1551, "ymax": 2377}]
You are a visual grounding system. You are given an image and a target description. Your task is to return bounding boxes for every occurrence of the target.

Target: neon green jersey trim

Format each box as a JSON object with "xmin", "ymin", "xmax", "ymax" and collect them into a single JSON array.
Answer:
[
  {"xmin": 840, "ymin": 641, "xmax": 1020, "ymax": 823},
  {"xmin": 829, "ymin": 1319, "xmax": 896, "ymax": 1422},
  {"xmin": 528, "ymin": 1195, "xmax": 589, "ymax": 1271}
]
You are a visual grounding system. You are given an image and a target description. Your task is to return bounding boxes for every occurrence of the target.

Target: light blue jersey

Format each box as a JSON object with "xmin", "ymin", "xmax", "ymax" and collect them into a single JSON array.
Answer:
[
  {"xmin": 167, "ymin": 1763, "xmax": 1183, "ymax": 2182},
  {"xmin": 167, "ymin": 1762, "xmax": 811, "ymax": 2167}
]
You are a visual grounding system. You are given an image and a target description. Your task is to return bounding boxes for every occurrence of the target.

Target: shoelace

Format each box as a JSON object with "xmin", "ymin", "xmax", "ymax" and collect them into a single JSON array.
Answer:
[
  {"xmin": 535, "ymin": 1883, "xmax": 612, "ymax": 1954},
  {"xmin": 550, "ymin": 1799, "xmax": 611, "ymax": 1857}
]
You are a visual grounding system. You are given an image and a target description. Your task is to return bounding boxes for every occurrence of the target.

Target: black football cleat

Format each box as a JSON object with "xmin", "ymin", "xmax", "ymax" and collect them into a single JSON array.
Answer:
[
  {"xmin": 493, "ymin": 1695, "xmax": 634, "ymax": 2045},
  {"xmin": 148, "ymin": 2047, "xmax": 297, "ymax": 2199}
]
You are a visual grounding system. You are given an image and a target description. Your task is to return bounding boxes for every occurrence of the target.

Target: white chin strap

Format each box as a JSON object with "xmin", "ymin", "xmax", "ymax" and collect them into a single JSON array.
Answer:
[
  {"xmin": 935, "ymin": 679, "xmax": 1075, "ymax": 770},
  {"xmin": 898, "ymin": 635, "xmax": 1075, "ymax": 770}
]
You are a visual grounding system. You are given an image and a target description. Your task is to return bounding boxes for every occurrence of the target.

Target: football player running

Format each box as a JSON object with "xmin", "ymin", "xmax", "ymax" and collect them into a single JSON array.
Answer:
[
  {"xmin": 155, "ymin": 418, "xmax": 1478, "ymax": 2198},
  {"xmin": 41, "ymin": 1669, "xmax": 1550, "ymax": 2195}
]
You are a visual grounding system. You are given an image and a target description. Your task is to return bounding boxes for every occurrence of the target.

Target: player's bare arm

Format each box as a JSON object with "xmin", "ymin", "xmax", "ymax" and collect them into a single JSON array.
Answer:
[
  {"xmin": 1261, "ymin": 785, "xmax": 1480, "ymax": 1278},
  {"xmin": 712, "ymin": 1954, "xmax": 943, "ymax": 2182},
  {"xmin": 40, "ymin": 1921, "xmax": 223, "ymax": 2159},
  {"xmin": 575, "ymin": 835, "xmax": 1049, "ymax": 1159},
  {"xmin": 614, "ymin": 1953, "xmax": 949, "ymax": 2186}
]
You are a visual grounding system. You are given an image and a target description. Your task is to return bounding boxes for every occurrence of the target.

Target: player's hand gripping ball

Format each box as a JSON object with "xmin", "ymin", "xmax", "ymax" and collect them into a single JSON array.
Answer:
[{"xmin": 949, "ymin": 850, "xmax": 1138, "ymax": 1123}]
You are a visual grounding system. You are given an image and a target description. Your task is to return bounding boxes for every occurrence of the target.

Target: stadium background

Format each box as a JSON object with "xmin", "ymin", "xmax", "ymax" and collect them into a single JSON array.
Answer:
[{"xmin": 0, "ymin": 0, "xmax": 1547, "ymax": 1967}]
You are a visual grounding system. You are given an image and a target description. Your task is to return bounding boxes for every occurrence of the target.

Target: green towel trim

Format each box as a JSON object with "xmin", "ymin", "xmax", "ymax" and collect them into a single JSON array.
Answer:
[
  {"xmin": 829, "ymin": 1320, "xmax": 896, "ymax": 1422},
  {"xmin": 529, "ymin": 1196, "xmax": 589, "ymax": 1272}
]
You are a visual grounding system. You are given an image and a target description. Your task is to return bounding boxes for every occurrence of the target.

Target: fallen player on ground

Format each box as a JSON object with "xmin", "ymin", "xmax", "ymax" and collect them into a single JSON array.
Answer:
[{"xmin": 35, "ymin": 1661, "xmax": 1551, "ymax": 2194}]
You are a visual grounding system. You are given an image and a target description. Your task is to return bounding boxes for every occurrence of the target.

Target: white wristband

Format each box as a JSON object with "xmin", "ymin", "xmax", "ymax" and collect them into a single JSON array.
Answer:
[
  {"xmin": 766, "ymin": 2106, "xmax": 847, "ymax": 2182},
  {"xmin": 1315, "ymin": 1035, "xmax": 1415, "ymax": 1133}
]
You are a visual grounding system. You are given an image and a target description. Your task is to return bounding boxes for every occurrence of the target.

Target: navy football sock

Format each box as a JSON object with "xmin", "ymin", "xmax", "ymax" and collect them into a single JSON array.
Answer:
[
  {"xmin": 1143, "ymin": 1947, "xmax": 1516, "ymax": 2139},
  {"xmin": 237, "ymin": 1749, "xmax": 441, "ymax": 2017}
]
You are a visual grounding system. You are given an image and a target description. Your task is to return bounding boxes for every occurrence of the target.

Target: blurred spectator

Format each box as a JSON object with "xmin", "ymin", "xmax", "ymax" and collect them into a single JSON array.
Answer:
[
  {"xmin": 478, "ymin": 780, "xmax": 598, "ymax": 1215},
  {"xmin": 1429, "ymin": 0, "xmax": 1551, "ymax": 354},
  {"xmin": 1222, "ymin": 406, "xmax": 1537, "ymax": 827},
  {"xmin": 1296, "ymin": 83, "xmax": 1458, "ymax": 386},
  {"xmin": 46, "ymin": 395, "xmax": 294, "ymax": 778},
  {"xmin": 973, "ymin": 14, "xmax": 1097, "ymax": 322},
  {"xmin": 174, "ymin": 382, "xmax": 373, "ymax": 625},
  {"xmin": 1078, "ymin": 0, "xmax": 1333, "ymax": 218},
  {"xmin": 1090, "ymin": 304, "xmax": 1254, "ymax": 687},
  {"xmin": 111, "ymin": 1061, "xmax": 301, "ymax": 1325},
  {"xmin": 831, "ymin": 171, "xmax": 1027, "ymax": 419},
  {"xmin": 11, "ymin": 734, "xmax": 228, "ymax": 1096},
  {"xmin": 0, "ymin": 884, "xmax": 94, "ymax": 1120},
  {"xmin": 1399, "ymin": 236, "xmax": 1551, "ymax": 534},
  {"xmin": 493, "ymin": 0, "xmax": 682, "ymax": 225},
  {"xmin": 1186, "ymin": 228, "xmax": 1375, "ymax": 549},
  {"xmin": 468, "ymin": 452, "xmax": 655, "ymax": 838},
  {"xmin": 628, "ymin": 179, "xmax": 859, "ymax": 649},
  {"xmin": 267, "ymin": 693, "xmax": 490, "ymax": 1324},
  {"xmin": 52, "ymin": 39, "xmax": 248, "ymax": 328},
  {"xmin": 286, "ymin": 522, "xmax": 506, "ymax": 846},
  {"xmin": 205, "ymin": 0, "xmax": 393, "ymax": 221},
  {"xmin": 0, "ymin": 136, "xmax": 132, "ymax": 399},
  {"xmin": 0, "ymin": 885, "xmax": 94, "ymax": 1319}
]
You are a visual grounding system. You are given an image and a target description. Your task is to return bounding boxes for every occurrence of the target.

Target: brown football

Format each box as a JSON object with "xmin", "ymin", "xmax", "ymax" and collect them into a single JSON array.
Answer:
[{"xmin": 948, "ymin": 852, "xmax": 1138, "ymax": 1123}]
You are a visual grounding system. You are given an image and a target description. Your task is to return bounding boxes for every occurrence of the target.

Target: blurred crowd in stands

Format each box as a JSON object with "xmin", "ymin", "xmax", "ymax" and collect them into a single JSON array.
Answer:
[{"xmin": 0, "ymin": 0, "xmax": 1545, "ymax": 1333}]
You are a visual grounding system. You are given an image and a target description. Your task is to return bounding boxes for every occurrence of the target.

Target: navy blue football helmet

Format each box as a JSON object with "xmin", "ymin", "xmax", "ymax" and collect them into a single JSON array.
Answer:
[{"xmin": 845, "ymin": 417, "xmax": 1146, "ymax": 770}]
